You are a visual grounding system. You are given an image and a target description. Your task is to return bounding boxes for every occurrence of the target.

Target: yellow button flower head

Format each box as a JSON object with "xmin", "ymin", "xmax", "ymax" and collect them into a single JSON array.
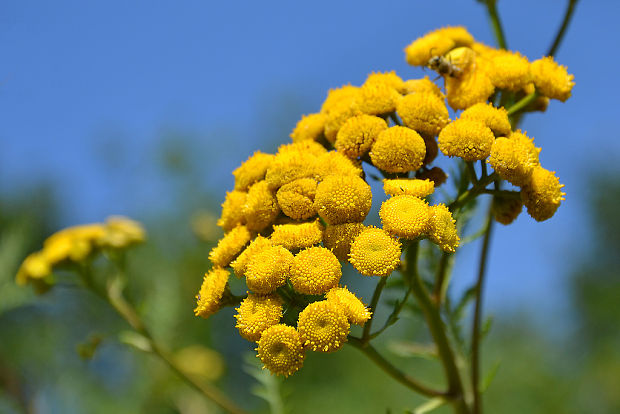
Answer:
[
  {"xmin": 276, "ymin": 178, "xmax": 318, "ymax": 221},
  {"xmin": 257, "ymin": 324, "xmax": 305, "ymax": 377},
  {"xmin": 365, "ymin": 71, "xmax": 407, "ymax": 94},
  {"xmin": 383, "ymin": 178, "xmax": 435, "ymax": 198},
  {"xmin": 313, "ymin": 151, "xmax": 363, "ymax": 181},
  {"xmin": 397, "ymin": 92, "xmax": 450, "ymax": 136},
  {"xmin": 194, "ymin": 267, "xmax": 230, "ymax": 318},
  {"xmin": 356, "ymin": 81, "xmax": 402, "ymax": 116},
  {"xmin": 417, "ymin": 166, "xmax": 448, "ymax": 187},
  {"xmin": 522, "ymin": 83, "xmax": 550, "ymax": 112},
  {"xmin": 530, "ymin": 56, "xmax": 575, "ymax": 102},
  {"xmin": 322, "ymin": 222, "xmax": 366, "ymax": 261},
  {"xmin": 277, "ymin": 140, "xmax": 327, "ymax": 157},
  {"xmin": 405, "ymin": 26, "xmax": 473, "ymax": 67},
  {"xmin": 297, "ymin": 300, "xmax": 350, "ymax": 352},
  {"xmin": 326, "ymin": 286, "xmax": 371, "ymax": 326},
  {"xmin": 428, "ymin": 204, "xmax": 459, "ymax": 253},
  {"xmin": 380, "ymin": 195, "xmax": 431, "ymax": 239},
  {"xmin": 445, "ymin": 68, "xmax": 495, "ymax": 110},
  {"xmin": 233, "ymin": 151, "xmax": 275, "ymax": 191},
  {"xmin": 16, "ymin": 251, "xmax": 51, "ymax": 285},
  {"xmin": 245, "ymin": 245, "xmax": 294, "ymax": 294},
  {"xmin": 208, "ymin": 225, "xmax": 252, "ymax": 268},
  {"xmin": 436, "ymin": 26, "xmax": 475, "ymax": 47},
  {"xmin": 438, "ymin": 119, "xmax": 495, "ymax": 161},
  {"xmin": 100, "ymin": 216, "xmax": 146, "ymax": 249},
  {"xmin": 43, "ymin": 224, "xmax": 106, "ymax": 263},
  {"xmin": 231, "ymin": 235, "xmax": 272, "ymax": 278},
  {"xmin": 488, "ymin": 137, "xmax": 535, "ymax": 186},
  {"xmin": 335, "ymin": 114, "xmax": 388, "ymax": 158},
  {"xmin": 443, "ymin": 47, "xmax": 477, "ymax": 74},
  {"xmin": 315, "ymin": 175, "xmax": 372, "ymax": 225},
  {"xmin": 235, "ymin": 293, "xmax": 283, "ymax": 342},
  {"xmin": 485, "ymin": 50, "xmax": 532, "ymax": 91},
  {"xmin": 348, "ymin": 227, "xmax": 402, "ymax": 277},
  {"xmin": 243, "ymin": 181, "xmax": 280, "ymax": 231},
  {"xmin": 265, "ymin": 151, "xmax": 317, "ymax": 190},
  {"xmin": 510, "ymin": 130, "xmax": 541, "ymax": 167},
  {"xmin": 403, "ymin": 77, "xmax": 444, "ymax": 97},
  {"xmin": 323, "ymin": 90, "xmax": 362, "ymax": 143},
  {"xmin": 290, "ymin": 247, "xmax": 342, "ymax": 295},
  {"xmin": 492, "ymin": 196, "xmax": 523, "ymax": 225},
  {"xmin": 460, "ymin": 102, "xmax": 511, "ymax": 137},
  {"xmin": 521, "ymin": 166, "xmax": 565, "ymax": 221},
  {"xmin": 217, "ymin": 190, "xmax": 247, "ymax": 231},
  {"xmin": 320, "ymin": 84, "xmax": 359, "ymax": 114},
  {"xmin": 370, "ymin": 126, "xmax": 426, "ymax": 173},
  {"xmin": 270, "ymin": 220, "xmax": 324, "ymax": 250},
  {"xmin": 290, "ymin": 113, "xmax": 326, "ymax": 142}
]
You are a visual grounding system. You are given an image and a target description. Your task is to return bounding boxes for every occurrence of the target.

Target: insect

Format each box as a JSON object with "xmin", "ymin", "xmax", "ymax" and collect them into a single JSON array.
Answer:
[{"xmin": 427, "ymin": 55, "xmax": 463, "ymax": 78}]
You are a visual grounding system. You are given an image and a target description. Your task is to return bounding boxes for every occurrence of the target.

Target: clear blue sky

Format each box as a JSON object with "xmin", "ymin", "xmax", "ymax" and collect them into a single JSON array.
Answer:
[{"xmin": 2, "ymin": 0, "xmax": 619, "ymax": 316}]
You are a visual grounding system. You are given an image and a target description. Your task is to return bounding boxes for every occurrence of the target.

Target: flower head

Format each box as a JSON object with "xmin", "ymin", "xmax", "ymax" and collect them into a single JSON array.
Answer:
[
  {"xmin": 404, "ymin": 26, "xmax": 473, "ymax": 67},
  {"xmin": 326, "ymin": 287, "xmax": 371, "ymax": 326},
  {"xmin": 290, "ymin": 113, "xmax": 326, "ymax": 142},
  {"xmin": 243, "ymin": 181, "xmax": 280, "ymax": 231},
  {"xmin": 231, "ymin": 235, "xmax": 272, "ymax": 278},
  {"xmin": 335, "ymin": 114, "xmax": 388, "ymax": 159},
  {"xmin": 313, "ymin": 151, "xmax": 363, "ymax": 181},
  {"xmin": 492, "ymin": 196, "xmax": 523, "ymax": 225},
  {"xmin": 370, "ymin": 126, "xmax": 426, "ymax": 173},
  {"xmin": 245, "ymin": 246, "xmax": 294, "ymax": 294},
  {"xmin": 208, "ymin": 225, "xmax": 252, "ymax": 268},
  {"xmin": 290, "ymin": 247, "xmax": 342, "ymax": 295},
  {"xmin": 485, "ymin": 50, "xmax": 532, "ymax": 91},
  {"xmin": 276, "ymin": 178, "xmax": 318, "ymax": 221},
  {"xmin": 438, "ymin": 119, "xmax": 495, "ymax": 161},
  {"xmin": 396, "ymin": 92, "xmax": 450, "ymax": 137},
  {"xmin": 417, "ymin": 166, "xmax": 448, "ymax": 187},
  {"xmin": 270, "ymin": 220, "xmax": 324, "ymax": 250},
  {"xmin": 194, "ymin": 268, "xmax": 230, "ymax": 318},
  {"xmin": 322, "ymin": 222, "xmax": 366, "ymax": 261},
  {"xmin": 530, "ymin": 56, "xmax": 574, "ymax": 101},
  {"xmin": 265, "ymin": 151, "xmax": 317, "ymax": 190},
  {"xmin": 16, "ymin": 251, "xmax": 51, "ymax": 286},
  {"xmin": 348, "ymin": 227, "xmax": 401, "ymax": 277},
  {"xmin": 383, "ymin": 178, "xmax": 434, "ymax": 198},
  {"xmin": 233, "ymin": 151, "xmax": 275, "ymax": 191},
  {"xmin": 323, "ymin": 94, "xmax": 361, "ymax": 143},
  {"xmin": 488, "ymin": 137, "xmax": 535, "ymax": 186},
  {"xmin": 428, "ymin": 204, "xmax": 459, "ymax": 253},
  {"xmin": 315, "ymin": 175, "xmax": 372, "ymax": 225},
  {"xmin": 235, "ymin": 293, "xmax": 283, "ymax": 342},
  {"xmin": 218, "ymin": 190, "xmax": 247, "ymax": 231},
  {"xmin": 355, "ymin": 81, "xmax": 402, "ymax": 116},
  {"xmin": 257, "ymin": 324, "xmax": 305, "ymax": 376},
  {"xmin": 445, "ymin": 67, "xmax": 495, "ymax": 110},
  {"xmin": 100, "ymin": 216, "xmax": 146, "ymax": 249},
  {"xmin": 521, "ymin": 166, "xmax": 565, "ymax": 221},
  {"xmin": 321, "ymin": 84, "xmax": 359, "ymax": 114},
  {"xmin": 380, "ymin": 195, "xmax": 431, "ymax": 239},
  {"xmin": 403, "ymin": 77, "xmax": 444, "ymax": 97},
  {"xmin": 297, "ymin": 301, "xmax": 350, "ymax": 352},
  {"xmin": 365, "ymin": 71, "xmax": 407, "ymax": 93},
  {"xmin": 460, "ymin": 102, "xmax": 511, "ymax": 137}
]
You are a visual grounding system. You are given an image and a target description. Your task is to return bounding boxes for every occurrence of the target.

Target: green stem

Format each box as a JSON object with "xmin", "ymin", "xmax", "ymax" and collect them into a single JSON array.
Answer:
[
  {"xmin": 433, "ymin": 252, "xmax": 451, "ymax": 305},
  {"xmin": 506, "ymin": 91, "xmax": 538, "ymax": 117},
  {"xmin": 481, "ymin": 189, "xmax": 520, "ymax": 199},
  {"xmin": 547, "ymin": 0, "xmax": 579, "ymax": 57},
  {"xmin": 369, "ymin": 287, "xmax": 412, "ymax": 339},
  {"xmin": 465, "ymin": 162, "xmax": 478, "ymax": 184},
  {"xmin": 449, "ymin": 172, "xmax": 499, "ymax": 213},
  {"xmin": 483, "ymin": 1, "xmax": 508, "ymax": 49},
  {"xmin": 362, "ymin": 276, "xmax": 388, "ymax": 342},
  {"xmin": 389, "ymin": 112, "xmax": 403, "ymax": 126}
]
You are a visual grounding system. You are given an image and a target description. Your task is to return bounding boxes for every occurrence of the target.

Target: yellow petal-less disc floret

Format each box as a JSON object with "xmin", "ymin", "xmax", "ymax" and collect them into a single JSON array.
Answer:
[
  {"xmin": 315, "ymin": 175, "xmax": 372, "ymax": 225},
  {"xmin": 235, "ymin": 293, "xmax": 283, "ymax": 342},
  {"xmin": 243, "ymin": 181, "xmax": 280, "ymax": 231},
  {"xmin": 492, "ymin": 196, "xmax": 523, "ymax": 225},
  {"xmin": 438, "ymin": 119, "xmax": 495, "ymax": 161},
  {"xmin": 231, "ymin": 235, "xmax": 272, "ymax": 278},
  {"xmin": 445, "ymin": 68, "xmax": 495, "ymax": 110},
  {"xmin": 404, "ymin": 25, "xmax": 473, "ymax": 66},
  {"xmin": 290, "ymin": 113, "xmax": 326, "ymax": 142},
  {"xmin": 530, "ymin": 56, "xmax": 575, "ymax": 102},
  {"xmin": 348, "ymin": 227, "xmax": 402, "ymax": 277},
  {"xmin": 521, "ymin": 166, "xmax": 565, "ymax": 221},
  {"xmin": 194, "ymin": 268, "xmax": 230, "ymax": 318},
  {"xmin": 428, "ymin": 204, "xmax": 459, "ymax": 253},
  {"xmin": 396, "ymin": 92, "xmax": 450, "ymax": 137},
  {"xmin": 276, "ymin": 178, "xmax": 318, "ymax": 221},
  {"xmin": 290, "ymin": 247, "xmax": 342, "ymax": 295},
  {"xmin": 100, "ymin": 216, "xmax": 146, "ymax": 249},
  {"xmin": 257, "ymin": 324, "xmax": 305, "ymax": 377},
  {"xmin": 297, "ymin": 300, "xmax": 350, "ymax": 352},
  {"xmin": 510, "ymin": 130, "xmax": 541, "ymax": 168},
  {"xmin": 365, "ymin": 71, "xmax": 407, "ymax": 94},
  {"xmin": 265, "ymin": 151, "xmax": 317, "ymax": 190},
  {"xmin": 488, "ymin": 137, "xmax": 535, "ymax": 186},
  {"xmin": 270, "ymin": 220, "xmax": 324, "ymax": 250},
  {"xmin": 208, "ymin": 225, "xmax": 252, "ymax": 268},
  {"xmin": 435, "ymin": 26, "xmax": 475, "ymax": 47},
  {"xmin": 16, "ymin": 251, "xmax": 51, "ymax": 285},
  {"xmin": 277, "ymin": 141, "xmax": 327, "ymax": 157},
  {"xmin": 320, "ymin": 84, "xmax": 359, "ymax": 114},
  {"xmin": 380, "ymin": 196, "xmax": 431, "ymax": 239},
  {"xmin": 335, "ymin": 114, "xmax": 388, "ymax": 159},
  {"xmin": 326, "ymin": 286, "xmax": 371, "ymax": 326},
  {"xmin": 485, "ymin": 50, "xmax": 532, "ymax": 91},
  {"xmin": 403, "ymin": 77, "xmax": 444, "ymax": 97},
  {"xmin": 355, "ymin": 81, "xmax": 402, "ymax": 116},
  {"xmin": 313, "ymin": 151, "xmax": 363, "ymax": 181},
  {"xmin": 383, "ymin": 178, "xmax": 435, "ymax": 198},
  {"xmin": 233, "ymin": 151, "xmax": 275, "ymax": 191},
  {"xmin": 218, "ymin": 190, "xmax": 247, "ymax": 231},
  {"xmin": 323, "ymin": 95, "xmax": 361, "ymax": 143},
  {"xmin": 322, "ymin": 222, "xmax": 366, "ymax": 261},
  {"xmin": 370, "ymin": 126, "xmax": 426, "ymax": 173},
  {"xmin": 245, "ymin": 246, "xmax": 294, "ymax": 294},
  {"xmin": 460, "ymin": 102, "xmax": 511, "ymax": 137}
]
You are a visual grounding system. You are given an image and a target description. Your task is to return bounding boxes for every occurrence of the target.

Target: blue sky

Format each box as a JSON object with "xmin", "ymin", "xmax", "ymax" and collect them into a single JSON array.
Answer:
[{"xmin": 2, "ymin": 0, "xmax": 619, "ymax": 316}]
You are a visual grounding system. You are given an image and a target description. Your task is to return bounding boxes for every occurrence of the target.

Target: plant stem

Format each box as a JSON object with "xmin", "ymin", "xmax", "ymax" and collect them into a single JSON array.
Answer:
[
  {"xmin": 449, "ymin": 172, "xmax": 499, "ymax": 213},
  {"xmin": 506, "ymin": 91, "xmax": 538, "ymax": 116},
  {"xmin": 482, "ymin": 1, "xmax": 508, "ymax": 49},
  {"xmin": 433, "ymin": 252, "xmax": 451, "ymax": 305},
  {"xmin": 362, "ymin": 276, "xmax": 388, "ymax": 342},
  {"xmin": 547, "ymin": 0, "xmax": 579, "ymax": 57},
  {"xmin": 465, "ymin": 162, "xmax": 478, "ymax": 184}
]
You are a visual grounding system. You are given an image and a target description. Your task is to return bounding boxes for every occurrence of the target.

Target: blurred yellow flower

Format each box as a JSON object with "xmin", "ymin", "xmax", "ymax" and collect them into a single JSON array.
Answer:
[
  {"xmin": 194, "ymin": 268, "xmax": 230, "ymax": 318},
  {"xmin": 208, "ymin": 225, "xmax": 251, "ymax": 268}
]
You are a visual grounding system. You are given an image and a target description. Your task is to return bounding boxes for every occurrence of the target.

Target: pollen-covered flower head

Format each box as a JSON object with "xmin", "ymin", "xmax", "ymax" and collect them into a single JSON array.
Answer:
[
  {"xmin": 383, "ymin": 178, "xmax": 434, "ymax": 198},
  {"xmin": 365, "ymin": 71, "xmax": 407, "ymax": 94},
  {"xmin": 335, "ymin": 114, "xmax": 388, "ymax": 159},
  {"xmin": 42, "ymin": 224, "xmax": 106, "ymax": 264},
  {"xmin": 445, "ymin": 67, "xmax": 495, "ymax": 110},
  {"xmin": 297, "ymin": 300, "xmax": 350, "ymax": 352},
  {"xmin": 403, "ymin": 77, "xmax": 444, "ymax": 97},
  {"xmin": 235, "ymin": 293, "xmax": 283, "ymax": 342},
  {"xmin": 194, "ymin": 268, "xmax": 230, "ymax": 318},
  {"xmin": 217, "ymin": 190, "xmax": 247, "ymax": 231},
  {"xmin": 16, "ymin": 251, "xmax": 51, "ymax": 286},
  {"xmin": 396, "ymin": 92, "xmax": 450, "ymax": 137},
  {"xmin": 326, "ymin": 286, "xmax": 371, "ymax": 326},
  {"xmin": 290, "ymin": 247, "xmax": 342, "ymax": 295},
  {"xmin": 460, "ymin": 102, "xmax": 511, "ymax": 137},
  {"xmin": 270, "ymin": 220, "xmax": 324, "ymax": 250},
  {"xmin": 265, "ymin": 151, "xmax": 317, "ymax": 191},
  {"xmin": 245, "ymin": 245, "xmax": 294, "ymax": 294},
  {"xmin": 243, "ymin": 181, "xmax": 280, "ymax": 231},
  {"xmin": 277, "ymin": 141, "xmax": 327, "ymax": 158},
  {"xmin": 348, "ymin": 227, "xmax": 401, "ymax": 277},
  {"xmin": 231, "ymin": 235, "xmax": 271, "ymax": 278},
  {"xmin": 323, "ymin": 94, "xmax": 361, "ymax": 143},
  {"xmin": 315, "ymin": 175, "xmax": 372, "ymax": 225},
  {"xmin": 370, "ymin": 126, "xmax": 426, "ymax": 173},
  {"xmin": 322, "ymin": 222, "xmax": 366, "ymax": 261},
  {"xmin": 438, "ymin": 119, "xmax": 495, "ymax": 161},
  {"xmin": 485, "ymin": 50, "xmax": 532, "ymax": 91},
  {"xmin": 355, "ymin": 80, "xmax": 402, "ymax": 116},
  {"xmin": 380, "ymin": 195, "xmax": 431, "ymax": 239},
  {"xmin": 320, "ymin": 84, "xmax": 359, "ymax": 114},
  {"xmin": 428, "ymin": 204, "xmax": 459, "ymax": 253},
  {"xmin": 417, "ymin": 167, "xmax": 448, "ymax": 187},
  {"xmin": 488, "ymin": 137, "xmax": 536, "ymax": 186},
  {"xmin": 404, "ymin": 26, "xmax": 474, "ymax": 66},
  {"xmin": 276, "ymin": 178, "xmax": 318, "ymax": 221},
  {"xmin": 444, "ymin": 46, "xmax": 476, "ymax": 73},
  {"xmin": 208, "ymin": 225, "xmax": 251, "ymax": 268},
  {"xmin": 257, "ymin": 324, "xmax": 305, "ymax": 377},
  {"xmin": 313, "ymin": 151, "xmax": 363, "ymax": 181},
  {"xmin": 233, "ymin": 151, "xmax": 275, "ymax": 191},
  {"xmin": 510, "ymin": 130, "xmax": 541, "ymax": 168},
  {"xmin": 100, "ymin": 216, "xmax": 146, "ymax": 249},
  {"xmin": 290, "ymin": 113, "xmax": 326, "ymax": 142},
  {"xmin": 521, "ymin": 166, "xmax": 565, "ymax": 221},
  {"xmin": 492, "ymin": 196, "xmax": 523, "ymax": 225},
  {"xmin": 530, "ymin": 56, "xmax": 575, "ymax": 102}
]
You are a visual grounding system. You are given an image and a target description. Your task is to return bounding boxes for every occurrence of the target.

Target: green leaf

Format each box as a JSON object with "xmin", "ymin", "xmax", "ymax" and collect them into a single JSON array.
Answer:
[
  {"xmin": 118, "ymin": 331, "xmax": 152, "ymax": 353},
  {"xmin": 480, "ymin": 360, "xmax": 501, "ymax": 392},
  {"xmin": 410, "ymin": 397, "xmax": 447, "ymax": 414},
  {"xmin": 243, "ymin": 353, "xmax": 287, "ymax": 414},
  {"xmin": 386, "ymin": 340, "xmax": 437, "ymax": 360}
]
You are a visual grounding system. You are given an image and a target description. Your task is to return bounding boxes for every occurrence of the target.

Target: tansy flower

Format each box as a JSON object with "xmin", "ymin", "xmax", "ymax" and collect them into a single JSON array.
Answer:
[
  {"xmin": 245, "ymin": 246, "xmax": 294, "ymax": 294},
  {"xmin": 276, "ymin": 178, "xmax": 318, "ymax": 221},
  {"xmin": 348, "ymin": 227, "xmax": 401, "ymax": 277},
  {"xmin": 460, "ymin": 102, "xmax": 511, "ymax": 137},
  {"xmin": 521, "ymin": 83, "xmax": 550, "ymax": 112},
  {"xmin": 277, "ymin": 141, "xmax": 327, "ymax": 157},
  {"xmin": 438, "ymin": 119, "xmax": 495, "ymax": 161},
  {"xmin": 485, "ymin": 50, "xmax": 532, "ymax": 91},
  {"xmin": 290, "ymin": 113, "xmax": 326, "ymax": 142},
  {"xmin": 403, "ymin": 77, "xmax": 444, "ymax": 97},
  {"xmin": 231, "ymin": 235, "xmax": 272, "ymax": 278},
  {"xmin": 488, "ymin": 137, "xmax": 535, "ymax": 186},
  {"xmin": 510, "ymin": 130, "xmax": 541, "ymax": 167},
  {"xmin": 243, "ymin": 181, "xmax": 280, "ymax": 231},
  {"xmin": 290, "ymin": 247, "xmax": 342, "ymax": 295},
  {"xmin": 323, "ymin": 97, "xmax": 361, "ymax": 143},
  {"xmin": 380, "ymin": 195, "xmax": 431, "ymax": 239},
  {"xmin": 370, "ymin": 126, "xmax": 426, "ymax": 173},
  {"xmin": 315, "ymin": 175, "xmax": 372, "ymax": 225},
  {"xmin": 208, "ymin": 225, "xmax": 252, "ymax": 268},
  {"xmin": 417, "ymin": 167, "xmax": 448, "ymax": 187},
  {"xmin": 265, "ymin": 151, "xmax": 317, "ymax": 190},
  {"xmin": 217, "ymin": 190, "xmax": 247, "ymax": 231},
  {"xmin": 427, "ymin": 204, "xmax": 459, "ymax": 253},
  {"xmin": 320, "ymin": 84, "xmax": 359, "ymax": 114},
  {"xmin": 445, "ymin": 68, "xmax": 495, "ymax": 110},
  {"xmin": 355, "ymin": 81, "xmax": 402, "ymax": 116},
  {"xmin": 43, "ymin": 224, "xmax": 106, "ymax": 263},
  {"xmin": 326, "ymin": 286, "xmax": 371, "ymax": 326},
  {"xmin": 365, "ymin": 71, "xmax": 407, "ymax": 94},
  {"xmin": 322, "ymin": 222, "xmax": 366, "ymax": 261},
  {"xmin": 16, "ymin": 251, "xmax": 51, "ymax": 285},
  {"xmin": 335, "ymin": 114, "xmax": 388, "ymax": 159},
  {"xmin": 404, "ymin": 26, "xmax": 473, "ymax": 67},
  {"xmin": 383, "ymin": 178, "xmax": 435, "ymax": 198},
  {"xmin": 530, "ymin": 56, "xmax": 575, "ymax": 102},
  {"xmin": 297, "ymin": 301, "xmax": 350, "ymax": 352},
  {"xmin": 313, "ymin": 151, "xmax": 363, "ymax": 181},
  {"xmin": 194, "ymin": 268, "xmax": 230, "ymax": 318},
  {"xmin": 492, "ymin": 196, "xmax": 523, "ymax": 225},
  {"xmin": 443, "ymin": 47, "xmax": 476, "ymax": 74},
  {"xmin": 396, "ymin": 92, "xmax": 450, "ymax": 137},
  {"xmin": 270, "ymin": 220, "xmax": 324, "ymax": 250},
  {"xmin": 436, "ymin": 26, "xmax": 475, "ymax": 47},
  {"xmin": 235, "ymin": 293, "xmax": 283, "ymax": 342},
  {"xmin": 233, "ymin": 151, "xmax": 275, "ymax": 191},
  {"xmin": 100, "ymin": 216, "xmax": 146, "ymax": 249},
  {"xmin": 521, "ymin": 166, "xmax": 565, "ymax": 221},
  {"xmin": 257, "ymin": 324, "xmax": 305, "ymax": 377}
]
